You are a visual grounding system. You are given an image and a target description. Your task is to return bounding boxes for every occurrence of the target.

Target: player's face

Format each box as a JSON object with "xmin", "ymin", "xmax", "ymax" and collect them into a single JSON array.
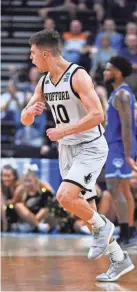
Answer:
[
  {"xmin": 30, "ymin": 44, "xmax": 48, "ymax": 73},
  {"xmin": 104, "ymin": 62, "xmax": 115, "ymax": 83},
  {"xmin": 1, "ymin": 169, "xmax": 15, "ymax": 187}
]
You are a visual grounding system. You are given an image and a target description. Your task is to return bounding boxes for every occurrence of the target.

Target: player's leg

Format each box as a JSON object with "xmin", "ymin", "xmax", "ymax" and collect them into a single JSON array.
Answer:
[
  {"xmin": 81, "ymin": 187, "xmax": 135, "ymax": 281},
  {"xmin": 105, "ymin": 146, "xmax": 130, "ymax": 243},
  {"xmin": 98, "ymin": 190, "xmax": 114, "ymax": 219},
  {"xmin": 57, "ymin": 138, "xmax": 115, "ymax": 258},
  {"xmin": 57, "ymin": 182, "xmax": 99, "ymax": 222},
  {"xmin": 120, "ymin": 179, "xmax": 135, "ymax": 237},
  {"xmin": 56, "ymin": 180, "xmax": 114, "ymax": 259},
  {"xmin": 106, "ymin": 177, "xmax": 130, "ymax": 242},
  {"xmin": 96, "ymin": 178, "xmax": 135, "ymax": 281}
]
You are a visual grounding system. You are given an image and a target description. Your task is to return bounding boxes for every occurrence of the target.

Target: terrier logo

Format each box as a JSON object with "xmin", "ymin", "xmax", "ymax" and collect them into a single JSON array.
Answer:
[{"xmin": 84, "ymin": 173, "xmax": 92, "ymax": 184}]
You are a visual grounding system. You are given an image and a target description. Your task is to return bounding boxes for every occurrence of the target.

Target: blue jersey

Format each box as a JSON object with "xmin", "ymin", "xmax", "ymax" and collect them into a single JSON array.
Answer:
[{"xmin": 105, "ymin": 83, "xmax": 137, "ymax": 150}]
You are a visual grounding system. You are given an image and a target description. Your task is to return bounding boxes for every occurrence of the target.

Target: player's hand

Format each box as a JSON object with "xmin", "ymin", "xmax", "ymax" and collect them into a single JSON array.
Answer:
[
  {"xmin": 46, "ymin": 128, "xmax": 65, "ymax": 141},
  {"xmin": 26, "ymin": 102, "xmax": 46, "ymax": 116},
  {"xmin": 126, "ymin": 157, "xmax": 137, "ymax": 172}
]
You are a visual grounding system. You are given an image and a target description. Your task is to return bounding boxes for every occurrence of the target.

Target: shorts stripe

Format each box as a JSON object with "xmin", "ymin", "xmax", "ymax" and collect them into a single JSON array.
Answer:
[
  {"xmin": 87, "ymin": 196, "xmax": 97, "ymax": 202},
  {"xmin": 63, "ymin": 179, "xmax": 92, "ymax": 192}
]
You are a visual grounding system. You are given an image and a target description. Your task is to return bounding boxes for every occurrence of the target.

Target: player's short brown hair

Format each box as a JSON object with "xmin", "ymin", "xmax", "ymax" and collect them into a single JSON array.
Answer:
[{"xmin": 29, "ymin": 29, "xmax": 61, "ymax": 55}]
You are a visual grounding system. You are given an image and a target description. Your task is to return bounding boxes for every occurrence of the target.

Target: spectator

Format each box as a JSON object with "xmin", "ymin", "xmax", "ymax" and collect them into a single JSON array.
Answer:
[
  {"xmin": 1, "ymin": 80, "xmax": 25, "ymax": 122},
  {"xmin": 132, "ymin": 4, "xmax": 137, "ymax": 22},
  {"xmin": 94, "ymin": 19, "xmax": 124, "ymax": 52},
  {"xmin": 121, "ymin": 35, "xmax": 137, "ymax": 98},
  {"xmin": 126, "ymin": 22, "xmax": 137, "ymax": 37},
  {"xmin": 135, "ymin": 102, "xmax": 137, "ymax": 129},
  {"xmin": 1, "ymin": 165, "xmax": 22, "ymax": 231},
  {"xmin": 93, "ymin": 3, "xmax": 106, "ymax": 28},
  {"xmin": 62, "ymin": 19, "xmax": 88, "ymax": 63},
  {"xmin": 43, "ymin": 17, "xmax": 56, "ymax": 31},
  {"xmin": 15, "ymin": 167, "xmax": 54, "ymax": 233},
  {"xmin": 15, "ymin": 90, "xmax": 46, "ymax": 147},
  {"xmin": 15, "ymin": 113, "xmax": 46, "ymax": 147},
  {"xmin": 39, "ymin": 0, "xmax": 92, "ymax": 20},
  {"xmin": 1, "ymin": 193, "xmax": 8, "ymax": 232},
  {"xmin": 8, "ymin": 65, "xmax": 30, "ymax": 92},
  {"xmin": 109, "ymin": 0, "xmax": 135, "ymax": 23},
  {"xmin": 25, "ymin": 67, "xmax": 40, "ymax": 94},
  {"xmin": 120, "ymin": 34, "xmax": 137, "ymax": 72},
  {"xmin": 39, "ymin": 0, "xmax": 73, "ymax": 20},
  {"xmin": 91, "ymin": 34, "xmax": 117, "ymax": 76}
]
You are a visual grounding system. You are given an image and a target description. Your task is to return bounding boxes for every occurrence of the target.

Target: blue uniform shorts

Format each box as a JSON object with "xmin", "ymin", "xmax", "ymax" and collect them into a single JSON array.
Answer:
[{"xmin": 105, "ymin": 142, "xmax": 137, "ymax": 179}]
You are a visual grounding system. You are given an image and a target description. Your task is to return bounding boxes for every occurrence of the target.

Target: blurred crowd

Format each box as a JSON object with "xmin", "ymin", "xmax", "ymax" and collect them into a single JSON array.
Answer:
[
  {"xmin": 1, "ymin": 163, "xmax": 137, "ymax": 234},
  {"xmin": 1, "ymin": 0, "xmax": 137, "ymax": 158}
]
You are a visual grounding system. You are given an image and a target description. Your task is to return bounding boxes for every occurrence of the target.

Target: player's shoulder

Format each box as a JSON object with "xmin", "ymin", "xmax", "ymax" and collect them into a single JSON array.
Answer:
[
  {"xmin": 114, "ymin": 87, "xmax": 131, "ymax": 109},
  {"xmin": 115, "ymin": 88, "xmax": 131, "ymax": 101},
  {"xmin": 72, "ymin": 65, "xmax": 92, "ymax": 82}
]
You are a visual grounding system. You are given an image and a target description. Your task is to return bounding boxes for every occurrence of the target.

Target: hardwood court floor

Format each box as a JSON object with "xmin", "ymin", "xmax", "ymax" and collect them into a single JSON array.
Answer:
[{"xmin": 1, "ymin": 233, "xmax": 137, "ymax": 291}]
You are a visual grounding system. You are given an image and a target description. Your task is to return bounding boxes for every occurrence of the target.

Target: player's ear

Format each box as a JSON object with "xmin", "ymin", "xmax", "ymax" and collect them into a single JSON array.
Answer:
[{"xmin": 43, "ymin": 50, "xmax": 48, "ymax": 58}]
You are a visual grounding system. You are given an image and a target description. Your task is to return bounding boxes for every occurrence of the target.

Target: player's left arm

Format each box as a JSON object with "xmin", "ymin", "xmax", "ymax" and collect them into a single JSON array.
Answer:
[
  {"xmin": 114, "ymin": 89, "xmax": 137, "ymax": 171},
  {"xmin": 64, "ymin": 69, "xmax": 104, "ymax": 134},
  {"xmin": 47, "ymin": 69, "xmax": 104, "ymax": 139}
]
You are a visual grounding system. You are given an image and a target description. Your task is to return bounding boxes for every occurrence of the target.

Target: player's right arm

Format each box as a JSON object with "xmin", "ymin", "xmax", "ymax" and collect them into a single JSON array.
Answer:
[{"xmin": 21, "ymin": 76, "xmax": 45, "ymax": 126}]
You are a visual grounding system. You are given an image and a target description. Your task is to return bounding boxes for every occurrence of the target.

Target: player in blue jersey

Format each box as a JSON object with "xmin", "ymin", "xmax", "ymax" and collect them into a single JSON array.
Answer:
[{"xmin": 104, "ymin": 56, "xmax": 137, "ymax": 245}]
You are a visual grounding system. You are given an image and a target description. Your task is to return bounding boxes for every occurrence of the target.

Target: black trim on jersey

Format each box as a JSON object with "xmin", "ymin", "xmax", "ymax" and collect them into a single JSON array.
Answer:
[
  {"xmin": 49, "ymin": 63, "xmax": 74, "ymax": 87},
  {"xmin": 70, "ymin": 66, "xmax": 87, "ymax": 99},
  {"xmin": 80, "ymin": 130, "xmax": 102, "ymax": 145},
  {"xmin": 98, "ymin": 125, "xmax": 102, "ymax": 136},
  {"xmin": 41, "ymin": 75, "xmax": 47, "ymax": 94},
  {"xmin": 63, "ymin": 179, "xmax": 92, "ymax": 192},
  {"xmin": 81, "ymin": 190, "xmax": 97, "ymax": 201}
]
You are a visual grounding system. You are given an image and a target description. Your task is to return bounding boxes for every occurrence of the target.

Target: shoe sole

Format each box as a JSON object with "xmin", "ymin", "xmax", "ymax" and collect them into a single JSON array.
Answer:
[
  {"xmin": 95, "ymin": 223, "xmax": 115, "ymax": 259},
  {"xmin": 96, "ymin": 264, "xmax": 135, "ymax": 282}
]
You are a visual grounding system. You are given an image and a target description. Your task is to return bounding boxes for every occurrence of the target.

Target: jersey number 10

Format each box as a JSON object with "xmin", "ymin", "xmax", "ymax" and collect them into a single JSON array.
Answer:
[{"xmin": 52, "ymin": 104, "xmax": 70, "ymax": 124}]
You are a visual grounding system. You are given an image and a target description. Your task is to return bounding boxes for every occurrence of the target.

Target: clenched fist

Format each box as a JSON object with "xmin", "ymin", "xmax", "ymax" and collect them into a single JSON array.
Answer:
[{"xmin": 27, "ymin": 102, "xmax": 46, "ymax": 116}]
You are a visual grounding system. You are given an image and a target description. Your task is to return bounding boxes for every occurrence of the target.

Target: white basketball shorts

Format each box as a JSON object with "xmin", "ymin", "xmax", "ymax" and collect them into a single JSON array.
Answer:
[{"xmin": 58, "ymin": 135, "xmax": 108, "ymax": 200}]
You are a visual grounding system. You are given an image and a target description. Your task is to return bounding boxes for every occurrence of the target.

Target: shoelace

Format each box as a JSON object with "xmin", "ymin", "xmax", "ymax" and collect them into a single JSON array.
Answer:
[
  {"xmin": 107, "ymin": 253, "xmax": 120, "ymax": 271},
  {"xmin": 106, "ymin": 261, "xmax": 119, "ymax": 276}
]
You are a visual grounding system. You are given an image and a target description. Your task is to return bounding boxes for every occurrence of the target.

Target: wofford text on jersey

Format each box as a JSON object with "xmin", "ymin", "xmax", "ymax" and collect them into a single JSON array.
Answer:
[{"xmin": 44, "ymin": 91, "xmax": 70, "ymax": 101}]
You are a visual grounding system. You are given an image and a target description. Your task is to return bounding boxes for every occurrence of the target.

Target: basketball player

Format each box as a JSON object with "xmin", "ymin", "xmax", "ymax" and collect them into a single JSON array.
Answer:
[
  {"xmin": 21, "ymin": 30, "xmax": 134, "ymax": 281},
  {"xmin": 104, "ymin": 56, "xmax": 137, "ymax": 248}
]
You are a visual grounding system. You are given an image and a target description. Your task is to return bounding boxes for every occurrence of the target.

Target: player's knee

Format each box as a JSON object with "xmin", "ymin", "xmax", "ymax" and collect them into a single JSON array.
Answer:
[{"xmin": 56, "ymin": 189, "xmax": 70, "ymax": 207}]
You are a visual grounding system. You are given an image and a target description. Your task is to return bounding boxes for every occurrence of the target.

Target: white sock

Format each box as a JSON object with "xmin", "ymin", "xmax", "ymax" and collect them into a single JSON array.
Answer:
[
  {"xmin": 107, "ymin": 240, "xmax": 125, "ymax": 262},
  {"xmin": 87, "ymin": 211, "xmax": 105, "ymax": 229}
]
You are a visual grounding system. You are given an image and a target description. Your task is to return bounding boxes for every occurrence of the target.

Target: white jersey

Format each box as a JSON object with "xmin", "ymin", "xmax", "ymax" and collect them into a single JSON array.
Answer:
[{"xmin": 42, "ymin": 63, "xmax": 104, "ymax": 145}]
